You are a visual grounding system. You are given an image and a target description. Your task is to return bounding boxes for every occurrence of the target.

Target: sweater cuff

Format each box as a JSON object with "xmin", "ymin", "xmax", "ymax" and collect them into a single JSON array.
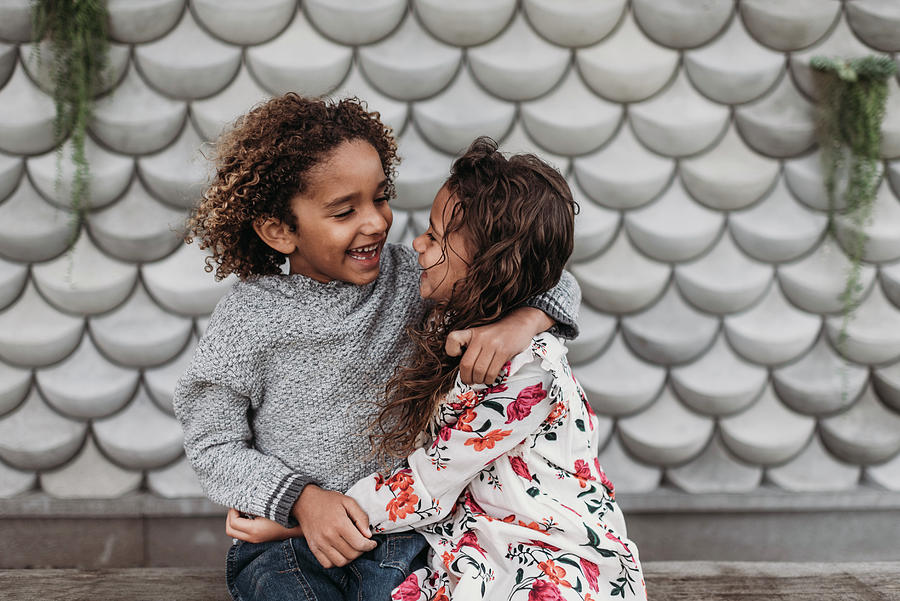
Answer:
[
  {"xmin": 525, "ymin": 295, "xmax": 579, "ymax": 340},
  {"xmin": 266, "ymin": 473, "xmax": 307, "ymax": 527}
]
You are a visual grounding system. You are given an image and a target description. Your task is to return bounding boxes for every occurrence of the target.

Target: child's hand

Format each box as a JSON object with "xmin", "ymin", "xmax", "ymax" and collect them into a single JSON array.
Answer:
[
  {"xmin": 447, "ymin": 307, "xmax": 553, "ymax": 384},
  {"xmin": 292, "ymin": 484, "xmax": 377, "ymax": 568},
  {"xmin": 225, "ymin": 508, "xmax": 304, "ymax": 543}
]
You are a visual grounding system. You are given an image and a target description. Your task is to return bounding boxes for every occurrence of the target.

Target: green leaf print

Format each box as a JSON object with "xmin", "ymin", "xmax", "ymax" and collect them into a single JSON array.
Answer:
[
  {"xmin": 575, "ymin": 418, "xmax": 585, "ymax": 431},
  {"xmin": 482, "ymin": 400, "xmax": 505, "ymax": 414}
]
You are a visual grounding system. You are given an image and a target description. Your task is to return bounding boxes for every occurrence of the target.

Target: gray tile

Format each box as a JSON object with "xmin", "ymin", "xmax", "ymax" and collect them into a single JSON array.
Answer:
[
  {"xmin": 570, "ymin": 228, "xmax": 670, "ymax": 313},
  {"xmin": 41, "ymin": 436, "xmax": 142, "ymax": 499},
  {"xmin": 28, "ymin": 138, "xmax": 133, "ymax": 211},
  {"xmin": 632, "ymin": 0, "xmax": 733, "ymax": 50},
  {"xmin": 90, "ymin": 284, "xmax": 193, "ymax": 368},
  {"xmin": 523, "ymin": 0, "xmax": 626, "ymax": 48},
  {"xmin": 305, "ymin": 0, "xmax": 407, "ymax": 46},
  {"xmin": 521, "ymin": 68, "xmax": 623, "ymax": 157},
  {"xmin": 246, "ymin": 11, "xmax": 352, "ymax": 97},
  {"xmin": 821, "ymin": 383, "xmax": 900, "ymax": 465},
  {"xmin": 0, "ymin": 388, "xmax": 86, "ymax": 471},
  {"xmin": 414, "ymin": 0, "xmax": 517, "ymax": 47},
  {"xmin": 670, "ymin": 334, "xmax": 767, "ymax": 417},
  {"xmin": 36, "ymin": 336, "xmax": 138, "ymax": 419},
  {"xmin": 358, "ymin": 15, "xmax": 461, "ymax": 101},
  {"xmin": 87, "ymin": 180, "xmax": 186, "ymax": 263},
  {"xmin": 0, "ymin": 65, "xmax": 55, "ymax": 155},
  {"xmin": 739, "ymin": 0, "xmax": 840, "ymax": 52},
  {"xmin": 93, "ymin": 386, "xmax": 184, "ymax": 470},
  {"xmin": 107, "ymin": 0, "xmax": 184, "ymax": 44},
  {"xmin": 0, "ymin": 282, "xmax": 83, "ymax": 368},
  {"xmin": 766, "ymin": 434, "xmax": 860, "ymax": 492},
  {"xmin": 684, "ymin": 16, "xmax": 783, "ymax": 105},
  {"xmin": 412, "ymin": 68, "xmax": 516, "ymax": 154},
  {"xmin": 575, "ymin": 332, "xmax": 665, "ymax": 416},
  {"xmin": 91, "ymin": 65, "xmax": 187, "ymax": 155},
  {"xmin": 618, "ymin": 385, "xmax": 714, "ymax": 465},
  {"xmin": 846, "ymin": 0, "xmax": 900, "ymax": 52},
  {"xmin": 135, "ymin": 10, "xmax": 241, "ymax": 100},
  {"xmin": 192, "ymin": 0, "xmax": 296, "ymax": 46},
  {"xmin": 720, "ymin": 383, "xmax": 816, "ymax": 465},
  {"xmin": 469, "ymin": 13, "xmax": 570, "ymax": 101},
  {"xmin": 32, "ymin": 235, "xmax": 137, "ymax": 315},
  {"xmin": 576, "ymin": 11, "xmax": 679, "ymax": 103}
]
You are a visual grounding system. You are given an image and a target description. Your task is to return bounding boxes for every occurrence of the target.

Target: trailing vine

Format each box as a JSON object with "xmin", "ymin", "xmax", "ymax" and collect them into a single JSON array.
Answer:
[
  {"xmin": 811, "ymin": 55, "xmax": 896, "ymax": 398},
  {"xmin": 31, "ymin": 0, "xmax": 109, "ymax": 234}
]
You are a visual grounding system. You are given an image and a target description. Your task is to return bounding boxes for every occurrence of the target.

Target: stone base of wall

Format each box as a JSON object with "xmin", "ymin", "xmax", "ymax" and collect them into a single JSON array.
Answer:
[{"xmin": 3, "ymin": 489, "xmax": 899, "ymax": 568}]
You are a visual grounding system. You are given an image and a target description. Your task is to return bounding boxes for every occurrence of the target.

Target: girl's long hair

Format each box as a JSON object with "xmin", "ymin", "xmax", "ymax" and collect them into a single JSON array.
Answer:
[{"xmin": 372, "ymin": 137, "xmax": 577, "ymax": 461}]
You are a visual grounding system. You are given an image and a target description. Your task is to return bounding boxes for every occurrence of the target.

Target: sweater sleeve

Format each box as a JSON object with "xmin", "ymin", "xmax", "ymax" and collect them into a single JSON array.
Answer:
[
  {"xmin": 345, "ymin": 350, "xmax": 554, "ymax": 533},
  {"xmin": 172, "ymin": 298, "xmax": 308, "ymax": 527},
  {"xmin": 524, "ymin": 269, "xmax": 581, "ymax": 340}
]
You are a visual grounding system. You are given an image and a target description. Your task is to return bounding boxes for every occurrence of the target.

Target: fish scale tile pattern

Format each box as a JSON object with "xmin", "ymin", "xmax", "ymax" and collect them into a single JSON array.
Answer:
[{"xmin": 0, "ymin": 0, "xmax": 899, "ymax": 504}]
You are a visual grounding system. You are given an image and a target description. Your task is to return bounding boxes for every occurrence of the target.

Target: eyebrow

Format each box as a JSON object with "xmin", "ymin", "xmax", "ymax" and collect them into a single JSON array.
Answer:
[{"xmin": 323, "ymin": 179, "xmax": 388, "ymax": 211}]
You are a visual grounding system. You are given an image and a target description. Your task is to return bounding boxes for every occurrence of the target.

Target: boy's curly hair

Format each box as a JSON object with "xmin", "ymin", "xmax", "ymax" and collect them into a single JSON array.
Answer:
[{"xmin": 186, "ymin": 93, "xmax": 399, "ymax": 280}]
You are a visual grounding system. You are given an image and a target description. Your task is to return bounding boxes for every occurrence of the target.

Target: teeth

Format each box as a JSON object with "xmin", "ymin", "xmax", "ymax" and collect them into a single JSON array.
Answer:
[{"xmin": 350, "ymin": 244, "xmax": 378, "ymax": 253}]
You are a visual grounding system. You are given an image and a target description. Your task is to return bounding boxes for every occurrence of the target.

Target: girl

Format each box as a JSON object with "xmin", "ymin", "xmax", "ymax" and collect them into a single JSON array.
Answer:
[
  {"xmin": 174, "ymin": 94, "xmax": 581, "ymax": 601},
  {"xmin": 231, "ymin": 138, "xmax": 646, "ymax": 601}
]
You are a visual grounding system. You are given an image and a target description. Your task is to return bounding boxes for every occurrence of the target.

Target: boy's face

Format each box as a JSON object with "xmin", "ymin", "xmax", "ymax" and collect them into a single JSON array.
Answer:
[
  {"xmin": 412, "ymin": 184, "xmax": 471, "ymax": 301},
  {"xmin": 286, "ymin": 139, "xmax": 392, "ymax": 285}
]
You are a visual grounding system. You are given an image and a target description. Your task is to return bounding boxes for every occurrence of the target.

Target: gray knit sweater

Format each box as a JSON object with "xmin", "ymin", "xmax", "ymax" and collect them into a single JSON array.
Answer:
[{"xmin": 173, "ymin": 243, "xmax": 580, "ymax": 526}]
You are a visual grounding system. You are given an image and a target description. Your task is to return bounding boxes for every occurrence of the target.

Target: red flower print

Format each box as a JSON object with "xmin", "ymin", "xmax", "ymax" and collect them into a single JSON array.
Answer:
[
  {"xmin": 505, "ymin": 383, "xmax": 547, "ymax": 423},
  {"xmin": 527, "ymin": 539, "xmax": 561, "ymax": 552},
  {"xmin": 502, "ymin": 514, "xmax": 516, "ymax": 522},
  {"xmin": 606, "ymin": 531, "xmax": 630, "ymax": 553},
  {"xmin": 391, "ymin": 572, "xmax": 420, "ymax": 601},
  {"xmin": 463, "ymin": 491, "xmax": 486, "ymax": 515},
  {"xmin": 452, "ymin": 531, "xmax": 488, "ymax": 557},
  {"xmin": 464, "ymin": 429, "xmax": 512, "ymax": 451},
  {"xmin": 387, "ymin": 469, "xmax": 415, "ymax": 492},
  {"xmin": 580, "ymin": 558, "xmax": 600, "ymax": 592},
  {"xmin": 538, "ymin": 560, "xmax": 571, "ymax": 587},
  {"xmin": 518, "ymin": 520, "xmax": 548, "ymax": 534},
  {"xmin": 485, "ymin": 382, "xmax": 509, "ymax": 395},
  {"xmin": 441, "ymin": 551, "xmax": 454, "ymax": 570},
  {"xmin": 386, "ymin": 490, "xmax": 419, "ymax": 521},
  {"xmin": 594, "ymin": 458, "xmax": 615, "ymax": 499},
  {"xmin": 528, "ymin": 579, "xmax": 564, "ymax": 601},
  {"xmin": 374, "ymin": 473, "xmax": 384, "ymax": 491},
  {"xmin": 545, "ymin": 401, "xmax": 565, "ymax": 423},
  {"xmin": 574, "ymin": 459, "xmax": 595, "ymax": 488},
  {"xmin": 455, "ymin": 390, "xmax": 479, "ymax": 409},
  {"xmin": 456, "ymin": 409, "xmax": 477, "ymax": 432},
  {"xmin": 434, "ymin": 586, "xmax": 449, "ymax": 601},
  {"xmin": 509, "ymin": 456, "xmax": 532, "ymax": 480}
]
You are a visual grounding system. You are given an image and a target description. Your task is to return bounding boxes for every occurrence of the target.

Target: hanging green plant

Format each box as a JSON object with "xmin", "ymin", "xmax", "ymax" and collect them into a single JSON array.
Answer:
[
  {"xmin": 810, "ymin": 56, "xmax": 896, "ymax": 356},
  {"xmin": 31, "ymin": 0, "xmax": 110, "ymax": 232}
]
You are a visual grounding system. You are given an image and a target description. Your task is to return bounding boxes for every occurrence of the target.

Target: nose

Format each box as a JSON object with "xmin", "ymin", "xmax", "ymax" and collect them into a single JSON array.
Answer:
[
  {"xmin": 360, "ymin": 202, "xmax": 390, "ymax": 236},
  {"xmin": 412, "ymin": 233, "xmax": 426, "ymax": 253}
]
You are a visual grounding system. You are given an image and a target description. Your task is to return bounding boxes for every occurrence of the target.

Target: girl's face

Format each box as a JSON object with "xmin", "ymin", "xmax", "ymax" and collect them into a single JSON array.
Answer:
[
  {"xmin": 413, "ymin": 184, "xmax": 471, "ymax": 301},
  {"xmin": 286, "ymin": 139, "xmax": 392, "ymax": 285}
]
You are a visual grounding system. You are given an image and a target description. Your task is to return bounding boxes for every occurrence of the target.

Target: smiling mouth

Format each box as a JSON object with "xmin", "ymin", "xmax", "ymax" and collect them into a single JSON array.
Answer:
[{"xmin": 347, "ymin": 241, "xmax": 382, "ymax": 262}]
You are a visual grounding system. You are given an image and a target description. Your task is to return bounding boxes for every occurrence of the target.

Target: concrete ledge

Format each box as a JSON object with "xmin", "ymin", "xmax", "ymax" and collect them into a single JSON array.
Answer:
[
  {"xmin": 2, "ymin": 489, "xmax": 899, "ymax": 567},
  {"xmin": 4, "ymin": 486, "xmax": 899, "ymax": 517},
  {"xmin": 1, "ymin": 563, "xmax": 898, "ymax": 601}
]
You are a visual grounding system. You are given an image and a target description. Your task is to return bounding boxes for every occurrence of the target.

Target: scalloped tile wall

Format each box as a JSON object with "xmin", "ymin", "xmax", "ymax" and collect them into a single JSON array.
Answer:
[{"xmin": 1, "ymin": 2, "xmax": 899, "ymax": 501}]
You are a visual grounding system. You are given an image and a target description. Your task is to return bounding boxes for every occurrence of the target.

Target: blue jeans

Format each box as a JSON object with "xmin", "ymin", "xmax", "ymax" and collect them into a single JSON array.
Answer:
[{"xmin": 226, "ymin": 532, "xmax": 428, "ymax": 601}]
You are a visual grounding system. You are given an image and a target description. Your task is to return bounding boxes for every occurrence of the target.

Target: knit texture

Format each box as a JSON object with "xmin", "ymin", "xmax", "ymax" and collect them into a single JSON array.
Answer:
[{"xmin": 174, "ymin": 243, "xmax": 580, "ymax": 526}]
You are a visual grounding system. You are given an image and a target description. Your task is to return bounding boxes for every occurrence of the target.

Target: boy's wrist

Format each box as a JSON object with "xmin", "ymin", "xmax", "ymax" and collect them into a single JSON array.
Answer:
[{"xmin": 510, "ymin": 306, "xmax": 555, "ymax": 334}]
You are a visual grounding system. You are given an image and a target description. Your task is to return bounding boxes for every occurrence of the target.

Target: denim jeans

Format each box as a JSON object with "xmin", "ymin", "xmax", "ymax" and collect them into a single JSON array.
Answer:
[{"xmin": 226, "ymin": 532, "xmax": 428, "ymax": 601}]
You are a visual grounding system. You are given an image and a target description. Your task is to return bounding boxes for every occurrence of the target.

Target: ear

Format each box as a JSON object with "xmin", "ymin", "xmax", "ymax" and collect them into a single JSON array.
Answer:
[{"xmin": 253, "ymin": 217, "xmax": 297, "ymax": 255}]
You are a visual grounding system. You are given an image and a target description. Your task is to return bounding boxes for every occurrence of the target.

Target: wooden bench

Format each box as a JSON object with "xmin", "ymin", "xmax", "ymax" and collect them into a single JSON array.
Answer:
[{"xmin": 2, "ymin": 562, "xmax": 898, "ymax": 601}]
